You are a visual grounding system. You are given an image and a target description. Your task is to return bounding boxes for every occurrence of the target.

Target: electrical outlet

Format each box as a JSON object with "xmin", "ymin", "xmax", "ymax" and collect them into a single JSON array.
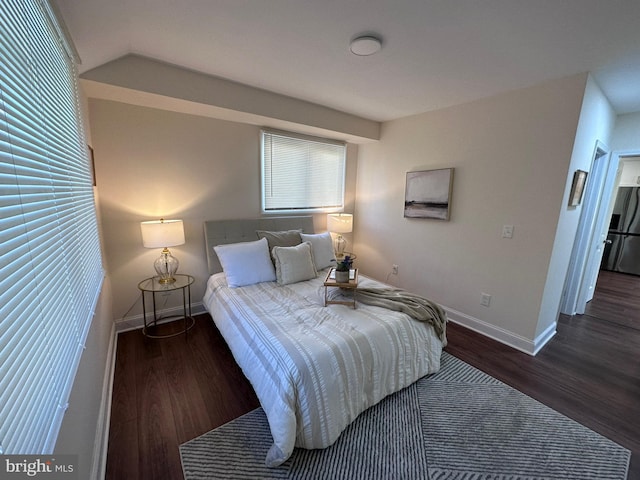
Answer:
[
  {"xmin": 481, "ymin": 293, "xmax": 491, "ymax": 307},
  {"xmin": 392, "ymin": 264, "xmax": 399, "ymax": 275}
]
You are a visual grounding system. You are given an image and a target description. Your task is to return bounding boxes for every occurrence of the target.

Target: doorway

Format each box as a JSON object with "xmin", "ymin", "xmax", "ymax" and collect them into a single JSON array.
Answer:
[
  {"xmin": 561, "ymin": 144, "xmax": 615, "ymax": 315},
  {"xmin": 562, "ymin": 150, "xmax": 640, "ymax": 315}
]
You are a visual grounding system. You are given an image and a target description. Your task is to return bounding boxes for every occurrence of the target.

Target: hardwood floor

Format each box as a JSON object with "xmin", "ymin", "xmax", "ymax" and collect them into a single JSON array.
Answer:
[
  {"xmin": 106, "ymin": 271, "xmax": 639, "ymax": 479},
  {"xmin": 106, "ymin": 319, "xmax": 259, "ymax": 479}
]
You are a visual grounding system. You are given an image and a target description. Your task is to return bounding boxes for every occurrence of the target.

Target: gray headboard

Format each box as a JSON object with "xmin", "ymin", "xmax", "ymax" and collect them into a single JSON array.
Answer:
[{"xmin": 204, "ymin": 216, "xmax": 316, "ymax": 274}]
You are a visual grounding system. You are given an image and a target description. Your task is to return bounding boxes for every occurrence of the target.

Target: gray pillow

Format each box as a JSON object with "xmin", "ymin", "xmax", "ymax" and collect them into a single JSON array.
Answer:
[{"xmin": 256, "ymin": 229, "xmax": 302, "ymax": 253}]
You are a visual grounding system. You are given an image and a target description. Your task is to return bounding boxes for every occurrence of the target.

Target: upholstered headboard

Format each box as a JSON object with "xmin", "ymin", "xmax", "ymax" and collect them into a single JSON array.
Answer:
[{"xmin": 203, "ymin": 216, "xmax": 316, "ymax": 274}]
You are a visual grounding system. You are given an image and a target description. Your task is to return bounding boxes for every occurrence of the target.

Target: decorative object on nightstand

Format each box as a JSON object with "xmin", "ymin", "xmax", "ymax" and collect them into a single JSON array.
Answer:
[
  {"xmin": 140, "ymin": 218, "xmax": 185, "ymax": 284},
  {"xmin": 327, "ymin": 213, "xmax": 353, "ymax": 259}
]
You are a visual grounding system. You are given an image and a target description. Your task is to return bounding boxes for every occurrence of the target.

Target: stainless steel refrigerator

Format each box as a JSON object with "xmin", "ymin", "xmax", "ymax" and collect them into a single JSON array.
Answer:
[{"xmin": 601, "ymin": 186, "xmax": 640, "ymax": 275}]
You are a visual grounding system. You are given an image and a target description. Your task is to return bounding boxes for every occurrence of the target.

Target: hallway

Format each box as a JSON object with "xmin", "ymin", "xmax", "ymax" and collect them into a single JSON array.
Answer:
[{"xmin": 585, "ymin": 269, "xmax": 640, "ymax": 331}]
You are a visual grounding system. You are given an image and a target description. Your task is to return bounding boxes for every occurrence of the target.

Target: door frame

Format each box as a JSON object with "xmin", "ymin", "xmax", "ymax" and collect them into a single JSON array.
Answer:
[
  {"xmin": 575, "ymin": 148, "xmax": 615, "ymax": 313},
  {"xmin": 561, "ymin": 149, "xmax": 640, "ymax": 315},
  {"xmin": 561, "ymin": 142, "xmax": 616, "ymax": 315}
]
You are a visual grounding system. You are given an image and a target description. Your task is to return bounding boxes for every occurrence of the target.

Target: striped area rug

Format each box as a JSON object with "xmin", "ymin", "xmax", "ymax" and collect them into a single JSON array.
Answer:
[{"xmin": 180, "ymin": 352, "xmax": 630, "ymax": 479}]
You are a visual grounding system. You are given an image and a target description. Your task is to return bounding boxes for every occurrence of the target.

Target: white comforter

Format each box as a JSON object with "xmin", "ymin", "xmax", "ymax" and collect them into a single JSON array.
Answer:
[{"xmin": 203, "ymin": 271, "xmax": 444, "ymax": 466}]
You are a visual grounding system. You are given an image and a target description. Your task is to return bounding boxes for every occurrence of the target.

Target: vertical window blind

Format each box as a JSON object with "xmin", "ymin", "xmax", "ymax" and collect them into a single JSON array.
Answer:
[
  {"xmin": 0, "ymin": 0, "xmax": 104, "ymax": 454},
  {"xmin": 261, "ymin": 129, "xmax": 346, "ymax": 212}
]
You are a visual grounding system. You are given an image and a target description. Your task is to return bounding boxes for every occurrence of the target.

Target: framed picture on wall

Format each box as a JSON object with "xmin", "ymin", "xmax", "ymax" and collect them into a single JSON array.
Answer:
[
  {"xmin": 404, "ymin": 168, "xmax": 454, "ymax": 220},
  {"xmin": 568, "ymin": 169, "xmax": 588, "ymax": 207}
]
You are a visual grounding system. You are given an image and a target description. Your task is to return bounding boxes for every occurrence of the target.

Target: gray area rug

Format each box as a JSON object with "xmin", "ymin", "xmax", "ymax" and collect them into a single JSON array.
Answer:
[{"xmin": 180, "ymin": 352, "xmax": 630, "ymax": 479}]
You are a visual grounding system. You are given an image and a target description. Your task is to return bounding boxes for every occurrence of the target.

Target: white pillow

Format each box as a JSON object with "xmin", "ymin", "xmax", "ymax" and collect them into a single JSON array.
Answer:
[
  {"xmin": 300, "ymin": 231, "xmax": 336, "ymax": 270},
  {"xmin": 271, "ymin": 242, "xmax": 318, "ymax": 286},
  {"xmin": 213, "ymin": 237, "xmax": 276, "ymax": 288}
]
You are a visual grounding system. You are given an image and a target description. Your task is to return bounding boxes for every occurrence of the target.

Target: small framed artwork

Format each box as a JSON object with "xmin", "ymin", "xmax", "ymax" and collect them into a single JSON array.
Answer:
[
  {"xmin": 404, "ymin": 168, "xmax": 454, "ymax": 220},
  {"xmin": 568, "ymin": 169, "xmax": 588, "ymax": 207}
]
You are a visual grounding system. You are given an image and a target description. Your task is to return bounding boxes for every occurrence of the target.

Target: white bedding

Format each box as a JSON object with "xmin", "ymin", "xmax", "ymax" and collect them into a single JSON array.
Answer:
[{"xmin": 203, "ymin": 270, "xmax": 444, "ymax": 466}]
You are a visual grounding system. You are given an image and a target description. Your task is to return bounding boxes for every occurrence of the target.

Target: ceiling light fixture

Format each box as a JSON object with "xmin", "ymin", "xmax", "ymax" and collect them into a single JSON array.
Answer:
[{"xmin": 350, "ymin": 35, "xmax": 382, "ymax": 56}]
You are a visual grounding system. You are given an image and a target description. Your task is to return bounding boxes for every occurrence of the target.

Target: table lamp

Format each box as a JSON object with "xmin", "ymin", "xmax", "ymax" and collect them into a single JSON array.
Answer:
[
  {"xmin": 140, "ymin": 218, "xmax": 185, "ymax": 284},
  {"xmin": 327, "ymin": 213, "xmax": 353, "ymax": 259}
]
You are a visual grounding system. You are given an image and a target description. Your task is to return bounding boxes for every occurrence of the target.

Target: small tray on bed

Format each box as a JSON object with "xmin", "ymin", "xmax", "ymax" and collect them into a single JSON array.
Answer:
[{"xmin": 324, "ymin": 268, "xmax": 358, "ymax": 308}]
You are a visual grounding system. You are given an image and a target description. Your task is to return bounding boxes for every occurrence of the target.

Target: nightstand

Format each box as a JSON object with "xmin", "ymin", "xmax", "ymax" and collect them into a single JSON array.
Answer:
[
  {"xmin": 138, "ymin": 274, "xmax": 196, "ymax": 338},
  {"xmin": 324, "ymin": 268, "xmax": 359, "ymax": 308}
]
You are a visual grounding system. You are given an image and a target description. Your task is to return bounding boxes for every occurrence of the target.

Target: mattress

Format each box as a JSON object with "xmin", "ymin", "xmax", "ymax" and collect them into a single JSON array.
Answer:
[{"xmin": 203, "ymin": 270, "xmax": 444, "ymax": 466}]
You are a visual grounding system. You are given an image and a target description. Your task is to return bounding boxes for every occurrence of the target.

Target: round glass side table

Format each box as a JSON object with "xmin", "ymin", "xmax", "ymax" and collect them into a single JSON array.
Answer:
[{"xmin": 137, "ymin": 274, "xmax": 196, "ymax": 338}]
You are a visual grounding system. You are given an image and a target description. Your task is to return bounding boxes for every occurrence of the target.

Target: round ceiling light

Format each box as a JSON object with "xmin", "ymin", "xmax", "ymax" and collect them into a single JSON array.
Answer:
[{"xmin": 350, "ymin": 35, "xmax": 382, "ymax": 56}]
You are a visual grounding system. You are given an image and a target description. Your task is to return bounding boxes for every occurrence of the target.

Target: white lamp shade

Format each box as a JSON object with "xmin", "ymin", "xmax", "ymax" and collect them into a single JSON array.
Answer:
[
  {"xmin": 141, "ymin": 219, "xmax": 185, "ymax": 248},
  {"xmin": 327, "ymin": 213, "xmax": 353, "ymax": 234}
]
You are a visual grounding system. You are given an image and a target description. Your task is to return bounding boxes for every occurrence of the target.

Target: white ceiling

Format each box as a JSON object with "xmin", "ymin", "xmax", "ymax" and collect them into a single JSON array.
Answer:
[{"xmin": 53, "ymin": 0, "xmax": 640, "ymax": 122}]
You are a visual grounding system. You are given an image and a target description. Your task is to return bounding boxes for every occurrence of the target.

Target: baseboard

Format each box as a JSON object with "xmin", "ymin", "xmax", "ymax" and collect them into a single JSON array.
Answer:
[
  {"xmin": 90, "ymin": 321, "xmax": 117, "ymax": 480},
  {"xmin": 115, "ymin": 301, "xmax": 556, "ymax": 355},
  {"xmin": 531, "ymin": 322, "xmax": 557, "ymax": 355},
  {"xmin": 444, "ymin": 306, "xmax": 556, "ymax": 356},
  {"xmin": 115, "ymin": 301, "xmax": 207, "ymax": 333}
]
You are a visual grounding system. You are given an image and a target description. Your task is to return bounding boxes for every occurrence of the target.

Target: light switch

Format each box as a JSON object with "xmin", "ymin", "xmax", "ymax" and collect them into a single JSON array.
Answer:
[
  {"xmin": 481, "ymin": 293, "xmax": 491, "ymax": 307},
  {"xmin": 502, "ymin": 225, "xmax": 514, "ymax": 239}
]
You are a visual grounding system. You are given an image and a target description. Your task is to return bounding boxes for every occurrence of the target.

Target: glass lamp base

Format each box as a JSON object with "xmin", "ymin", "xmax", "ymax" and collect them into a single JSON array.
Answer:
[
  {"xmin": 154, "ymin": 248, "xmax": 179, "ymax": 284},
  {"xmin": 335, "ymin": 235, "xmax": 347, "ymax": 258}
]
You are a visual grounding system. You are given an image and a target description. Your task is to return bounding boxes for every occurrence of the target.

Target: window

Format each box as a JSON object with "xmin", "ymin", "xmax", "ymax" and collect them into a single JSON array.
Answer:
[
  {"xmin": 0, "ymin": 0, "xmax": 104, "ymax": 454},
  {"xmin": 261, "ymin": 129, "xmax": 346, "ymax": 212}
]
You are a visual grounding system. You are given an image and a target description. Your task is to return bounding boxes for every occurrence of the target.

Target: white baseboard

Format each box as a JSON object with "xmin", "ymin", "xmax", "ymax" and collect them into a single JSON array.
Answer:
[
  {"xmin": 91, "ymin": 321, "xmax": 117, "ymax": 480},
  {"xmin": 531, "ymin": 322, "xmax": 557, "ymax": 355},
  {"xmin": 114, "ymin": 302, "xmax": 207, "ymax": 333},
  {"xmin": 444, "ymin": 306, "xmax": 556, "ymax": 356}
]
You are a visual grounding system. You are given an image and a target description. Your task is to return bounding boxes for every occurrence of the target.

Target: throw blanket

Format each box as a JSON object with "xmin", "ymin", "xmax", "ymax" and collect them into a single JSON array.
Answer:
[{"xmin": 356, "ymin": 287, "xmax": 447, "ymax": 344}]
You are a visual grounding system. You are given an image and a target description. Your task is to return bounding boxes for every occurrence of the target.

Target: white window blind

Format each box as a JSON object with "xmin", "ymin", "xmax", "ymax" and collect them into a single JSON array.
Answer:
[
  {"xmin": 0, "ymin": 0, "xmax": 104, "ymax": 454},
  {"xmin": 262, "ymin": 129, "xmax": 346, "ymax": 212}
]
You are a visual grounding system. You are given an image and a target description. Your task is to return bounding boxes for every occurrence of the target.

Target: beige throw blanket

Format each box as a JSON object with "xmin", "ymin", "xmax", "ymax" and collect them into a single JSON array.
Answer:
[{"xmin": 356, "ymin": 287, "xmax": 447, "ymax": 344}]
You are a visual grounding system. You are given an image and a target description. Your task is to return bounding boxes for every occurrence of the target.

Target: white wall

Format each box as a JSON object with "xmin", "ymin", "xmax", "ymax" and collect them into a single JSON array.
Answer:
[
  {"xmin": 537, "ymin": 75, "xmax": 616, "ymax": 334},
  {"xmin": 354, "ymin": 74, "xmax": 592, "ymax": 353},
  {"xmin": 618, "ymin": 157, "xmax": 640, "ymax": 186},
  {"xmin": 609, "ymin": 113, "xmax": 640, "ymax": 204},
  {"xmin": 89, "ymin": 99, "xmax": 358, "ymax": 323},
  {"xmin": 611, "ymin": 112, "xmax": 640, "ymax": 152}
]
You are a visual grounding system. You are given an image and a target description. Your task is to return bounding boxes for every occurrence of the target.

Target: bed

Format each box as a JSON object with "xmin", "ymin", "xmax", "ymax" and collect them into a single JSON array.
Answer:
[{"xmin": 202, "ymin": 216, "xmax": 446, "ymax": 466}]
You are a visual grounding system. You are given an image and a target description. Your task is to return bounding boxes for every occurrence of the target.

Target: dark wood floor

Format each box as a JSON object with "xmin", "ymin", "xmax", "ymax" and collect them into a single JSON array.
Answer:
[{"xmin": 106, "ymin": 270, "xmax": 640, "ymax": 479}]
